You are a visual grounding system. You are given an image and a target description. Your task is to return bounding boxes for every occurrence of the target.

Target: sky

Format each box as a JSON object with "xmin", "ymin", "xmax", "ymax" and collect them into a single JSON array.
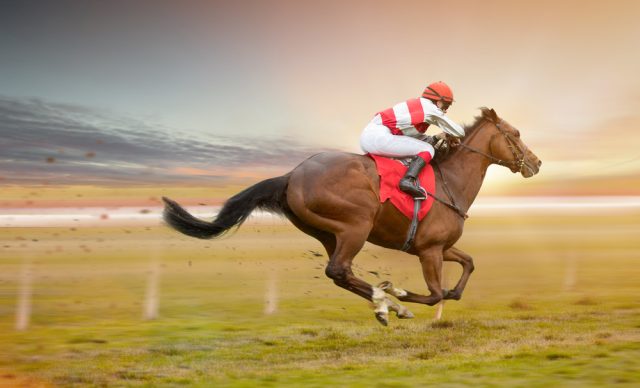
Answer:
[{"xmin": 1, "ymin": 0, "xmax": 639, "ymax": 190}]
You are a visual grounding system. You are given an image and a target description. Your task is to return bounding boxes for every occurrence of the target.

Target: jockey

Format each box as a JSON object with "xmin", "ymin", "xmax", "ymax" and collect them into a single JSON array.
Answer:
[{"xmin": 360, "ymin": 81, "xmax": 465, "ymax": 198}]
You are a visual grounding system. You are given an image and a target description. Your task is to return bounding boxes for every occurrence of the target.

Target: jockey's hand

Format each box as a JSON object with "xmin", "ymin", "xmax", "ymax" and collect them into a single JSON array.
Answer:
[
  {"xmin": 436, "ymin": 132, "xmax": 461, "ymax": 148},
  {"xmin": 429, "ymin": 133, "xmax": 460, "ymax": 154},
  {"xmin": 425, "ymin": 135, "xmax": 436, "ymax": 145},
  {"xmin": 433, "ymin": 135, "xmax": 449, "ymax": 153}
]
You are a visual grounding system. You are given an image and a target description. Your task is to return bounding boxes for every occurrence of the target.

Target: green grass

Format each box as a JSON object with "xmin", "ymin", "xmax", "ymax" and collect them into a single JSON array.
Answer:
[{"xmin": 0, "ymin": 214, "xmax": 639, "ymax": 386}]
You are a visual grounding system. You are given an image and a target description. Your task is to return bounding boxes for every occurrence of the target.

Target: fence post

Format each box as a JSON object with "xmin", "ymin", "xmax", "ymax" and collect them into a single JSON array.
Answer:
[
  {"xmin": 264, "ymin": 269, "xmax": 278, "ymax": 315},
  {"xmin": 144, "ymin": 246, "xmax": 161, "ymax": 320},
  {"xmin": 15, "ymin": 255, "xmax": 32, "ymax": 331}
]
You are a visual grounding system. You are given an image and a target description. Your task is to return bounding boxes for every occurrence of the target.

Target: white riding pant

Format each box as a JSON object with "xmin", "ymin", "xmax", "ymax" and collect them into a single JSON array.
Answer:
[{"xmin": 360, "ymin": 116, "xmax": 434, "ymax": 159}]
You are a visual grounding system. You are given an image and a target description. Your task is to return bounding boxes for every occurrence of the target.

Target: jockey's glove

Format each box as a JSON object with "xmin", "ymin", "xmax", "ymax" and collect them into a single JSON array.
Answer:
[{"xmin": 427, "ymin": 135, "xmax": 449, "ymax": 153}]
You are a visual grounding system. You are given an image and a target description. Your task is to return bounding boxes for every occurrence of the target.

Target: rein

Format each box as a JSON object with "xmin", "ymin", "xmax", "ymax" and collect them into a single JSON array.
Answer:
[
  {"xmin": 428, "ymin": 162, "xmax": 468, "ymax": 219},
  {"xmin": 424, "ymin": 118, "xmax": 530, "ymax": 220}
]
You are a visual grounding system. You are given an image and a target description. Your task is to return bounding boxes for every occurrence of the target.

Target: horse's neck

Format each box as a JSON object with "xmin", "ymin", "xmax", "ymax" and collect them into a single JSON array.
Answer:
[{"xmin": 439, "ymin": 136, "xmax": 493, "ymax": 213}]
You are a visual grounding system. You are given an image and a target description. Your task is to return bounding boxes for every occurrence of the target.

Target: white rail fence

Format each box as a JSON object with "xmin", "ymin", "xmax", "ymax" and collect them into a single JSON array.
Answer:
[
  {"xmin": 2, "ymin": 196, "xmax": 640, "ymax": 228},
  {"xmin": 3, "ymin": 196, "xmax": 639, "ymax": 330}
]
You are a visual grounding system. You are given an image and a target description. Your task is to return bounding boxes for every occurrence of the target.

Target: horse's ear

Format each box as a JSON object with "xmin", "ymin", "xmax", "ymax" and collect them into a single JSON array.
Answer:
[
  {"xmin": 489, "ymin": 108, "xmax": 499, "ymax": 122},
  {"xmin": 480, "ymin": 107, "xmax": 495, "ymax": 122}
]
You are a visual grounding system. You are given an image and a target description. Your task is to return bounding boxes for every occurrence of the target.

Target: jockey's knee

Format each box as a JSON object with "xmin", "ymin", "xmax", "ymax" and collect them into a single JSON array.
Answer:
[{"xmin": 417, "ymin": 149, "xmax": 434, "ymax": 163}]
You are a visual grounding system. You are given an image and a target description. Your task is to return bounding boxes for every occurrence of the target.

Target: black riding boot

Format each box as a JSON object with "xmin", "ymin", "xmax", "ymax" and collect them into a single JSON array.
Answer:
[{"xmin": 399, "ymin": 156, "xmax": 427, "ymax": 198}]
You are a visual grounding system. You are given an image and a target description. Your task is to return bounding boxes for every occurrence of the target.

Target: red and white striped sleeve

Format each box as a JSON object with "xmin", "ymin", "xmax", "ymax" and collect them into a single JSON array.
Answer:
[{"xmin": 420, "ymin": 98, "xmax": 465, "ymax": 137}]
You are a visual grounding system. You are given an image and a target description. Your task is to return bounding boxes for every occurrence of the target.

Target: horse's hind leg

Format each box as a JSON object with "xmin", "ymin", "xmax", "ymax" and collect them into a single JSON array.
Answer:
[
  {"xmin": 442, "ymin": 246, "xmax": 474, "ymax": 300},
  {"xmin": 325, "ymin": 231, "xmax": 413, "ymax": 326},
  {"xmin": 283, "ymin": 211, "xmax": 412, "ymax": 323},
  {"xmin": 285, "ymin": 211, "xmax": 337, "ymax": 257}
]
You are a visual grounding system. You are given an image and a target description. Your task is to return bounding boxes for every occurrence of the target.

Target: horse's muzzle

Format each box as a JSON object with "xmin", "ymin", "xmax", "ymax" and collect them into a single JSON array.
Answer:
[{"xmin": 521, "ymin": 157, "xmax": 541, "ymax": 178}]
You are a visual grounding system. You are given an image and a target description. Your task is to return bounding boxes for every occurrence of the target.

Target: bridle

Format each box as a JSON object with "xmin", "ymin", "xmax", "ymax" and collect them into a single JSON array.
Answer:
[
  {"xmin": 424, "ymin": 117, "xmax": 532, "ymax": 222},
  {"xmin": 459, "ymin": 119, "xmax": 530, "ymax": 174},
  {"xmin": 428, "ymin": 118, "xmax": 531, "ymax": 221}
]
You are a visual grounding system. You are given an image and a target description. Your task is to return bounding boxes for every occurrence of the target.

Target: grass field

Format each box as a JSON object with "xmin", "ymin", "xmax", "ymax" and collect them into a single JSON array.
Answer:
[{"xmin": 0, "ymin": 212, "xmax": 639, "ymax": 386}]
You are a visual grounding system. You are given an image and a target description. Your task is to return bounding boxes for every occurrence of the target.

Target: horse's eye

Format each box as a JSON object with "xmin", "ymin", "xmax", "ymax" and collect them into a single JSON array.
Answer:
[{"xmin": 514, "ymin": 130, "xmax": 521, "ymax": 138}]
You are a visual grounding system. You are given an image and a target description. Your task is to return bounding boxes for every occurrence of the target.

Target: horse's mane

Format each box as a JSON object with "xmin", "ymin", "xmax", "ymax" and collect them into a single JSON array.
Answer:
[
  {"xmin": 436, "ymin": 107, "xmax": 499, "ymax": 163},
  {"xmin": 463, "ymin": 107, "xmax": 499, "ymax": 138}
]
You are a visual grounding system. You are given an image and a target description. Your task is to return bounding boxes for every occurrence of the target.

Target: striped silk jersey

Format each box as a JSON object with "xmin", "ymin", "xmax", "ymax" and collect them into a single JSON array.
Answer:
[{"xmin": 376, "ymin": 97, "xmax": 465, "ymax": 139}]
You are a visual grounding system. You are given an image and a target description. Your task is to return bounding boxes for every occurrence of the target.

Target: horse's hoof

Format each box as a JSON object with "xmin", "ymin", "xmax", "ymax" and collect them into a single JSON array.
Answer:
[
  {"xmin": 443, "ymin": 289, "xmax": 461, "ymax": 300},
  {"xmin": 397, "ymin": 308, "xmax": 414, "ymax": 319},
  {"xmin": 375, "ymin": 311, "xmax": 389, "ymax": 326},
  {"xmin": 378, "ymin": 281, "xmax": 392, "ymax": 291},
  {"xmin": 447, "ymin": 293, "xmax": 461, "ymax": 300}
]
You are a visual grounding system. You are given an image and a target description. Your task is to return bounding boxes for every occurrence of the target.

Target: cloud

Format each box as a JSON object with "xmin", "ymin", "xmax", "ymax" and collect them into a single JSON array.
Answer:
[{"xmin": 0, "ymin": 96, "xmax": 333, "ymax": 184}]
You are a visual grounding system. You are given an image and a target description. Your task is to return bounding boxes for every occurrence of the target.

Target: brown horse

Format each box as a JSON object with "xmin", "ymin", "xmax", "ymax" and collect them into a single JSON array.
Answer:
[{"xmin": 163, "ymin": 108, "xmax": 541, "ymax": 325}]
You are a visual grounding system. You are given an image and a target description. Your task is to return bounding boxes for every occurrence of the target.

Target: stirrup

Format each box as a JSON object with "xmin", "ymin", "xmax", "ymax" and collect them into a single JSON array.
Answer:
[
  {"xmin": 399, "ymin": 179, "xmax": 427, "ymax": 200},
  {"xmin": 412, "ymin": 186, "xmax": 427, "ymax": 200}
]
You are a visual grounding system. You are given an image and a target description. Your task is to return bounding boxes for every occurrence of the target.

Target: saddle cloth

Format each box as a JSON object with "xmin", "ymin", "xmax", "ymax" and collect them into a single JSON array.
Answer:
[{"xmin": 367, "ymin": 154, "xmax": 436, "ymax": 221}]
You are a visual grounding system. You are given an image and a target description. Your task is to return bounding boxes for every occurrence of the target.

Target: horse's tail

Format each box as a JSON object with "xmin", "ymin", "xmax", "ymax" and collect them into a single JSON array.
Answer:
[{"xmin": 162, "ymin": 175, "xmax": 290, "ymax": 239}]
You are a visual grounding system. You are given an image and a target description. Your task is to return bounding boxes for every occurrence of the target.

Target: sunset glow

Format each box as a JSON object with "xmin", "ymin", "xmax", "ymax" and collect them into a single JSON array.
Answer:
[{"xmin": 1, "ymin": 1, "xmax": 639, "ymax": 193}]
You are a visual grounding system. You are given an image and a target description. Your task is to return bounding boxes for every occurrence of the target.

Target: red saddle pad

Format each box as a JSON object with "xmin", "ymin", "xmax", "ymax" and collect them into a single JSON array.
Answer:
[{"xmin": 368, "ymin": 154, "xmax": 436, "ymax": 221}]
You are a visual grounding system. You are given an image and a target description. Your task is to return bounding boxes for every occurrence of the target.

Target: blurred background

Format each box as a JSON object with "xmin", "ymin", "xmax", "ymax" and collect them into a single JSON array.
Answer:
[
  {"xmin": 1, "ymin": 1, "xmax": 639, "ymax": 386},
  {"xmin": 1, "ymin": 0, "xmax": 639, "ymax": 194}
]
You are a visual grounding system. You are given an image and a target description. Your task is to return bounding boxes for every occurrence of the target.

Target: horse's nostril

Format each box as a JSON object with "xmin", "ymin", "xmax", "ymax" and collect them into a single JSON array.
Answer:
[{"xmin": 538, "ymin": 160, "xmax": 542, "ymax": 167}]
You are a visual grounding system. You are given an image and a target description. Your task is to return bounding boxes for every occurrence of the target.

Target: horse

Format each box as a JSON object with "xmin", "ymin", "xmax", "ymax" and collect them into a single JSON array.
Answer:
[{"xmin": 162, "ymin": 107, "xmax": 541, "ymax": 325}]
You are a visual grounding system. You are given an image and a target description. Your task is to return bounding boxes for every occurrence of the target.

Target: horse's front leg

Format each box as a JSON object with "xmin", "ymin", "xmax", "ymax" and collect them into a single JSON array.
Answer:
[
  {"xmin": 379, "ymin": 246, "xmax": 445, "ymax": 306},
  {"xmin": 441, "ymin": 246, "xmax": 474, "ymax": 300}
]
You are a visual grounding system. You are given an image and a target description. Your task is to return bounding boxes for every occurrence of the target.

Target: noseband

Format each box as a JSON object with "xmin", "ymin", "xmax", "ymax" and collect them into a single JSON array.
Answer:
[{"xmin": 459, "ymin": 120, "xmax": 529, "ymax": 174}]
